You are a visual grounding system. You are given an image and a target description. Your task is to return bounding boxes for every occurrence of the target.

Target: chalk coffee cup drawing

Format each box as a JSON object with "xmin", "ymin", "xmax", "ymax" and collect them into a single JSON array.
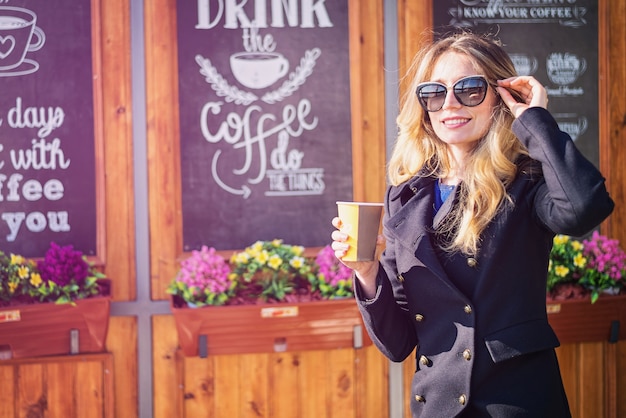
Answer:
[
  {"xmin": 557, "ymin": 115, "xmax": 588, "ymax": 141},
  {"xmin": 509, "ymin": 53, "xmax": 538, "ymax": 76},
  {"xmin": 547, "ymin": 52, "xmax": 586, "ymax": 86},
  {"xmin": 336, "ymin": 202, "xmax": 384, "ymax": 262},
  {"xmin": 0, "ymin": 6, "xmax": 45, "ymax": 72},
  {"xmin": 230, "ymin": 51, "xmax": 289, "ymax": 89}
]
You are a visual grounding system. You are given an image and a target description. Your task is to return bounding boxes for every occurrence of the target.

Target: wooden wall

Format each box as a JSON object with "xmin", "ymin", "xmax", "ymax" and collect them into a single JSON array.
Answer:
[{"xmin": 2, "ymin": 0, "xmax": 625, "ymax": 417}]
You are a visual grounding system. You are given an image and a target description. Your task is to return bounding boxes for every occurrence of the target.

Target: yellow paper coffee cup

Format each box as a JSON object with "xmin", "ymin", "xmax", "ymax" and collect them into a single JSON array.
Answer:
[{"xmin": 336, "ymin": 201, "xmax": 384, "ymax": 261}]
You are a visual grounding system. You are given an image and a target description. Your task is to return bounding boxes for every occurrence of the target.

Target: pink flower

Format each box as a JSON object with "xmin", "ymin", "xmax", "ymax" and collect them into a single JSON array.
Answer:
[
  {"xmin": 176, "ymin": 246, "xmax": 231, "ymax": 294},
  {"xmin": 583, "ymin": 231, "xmax": 625, "ymax": 283},
  {"xmin": 315, "ymin": 245, "xmax": 353, "ymax": 287}
]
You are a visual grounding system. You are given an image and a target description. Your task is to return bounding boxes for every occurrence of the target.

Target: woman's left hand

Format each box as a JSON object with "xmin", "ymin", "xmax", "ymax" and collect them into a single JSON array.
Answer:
[{"xmin": 497, "ymin": 76, "xmax": 548, "ymax": 118}]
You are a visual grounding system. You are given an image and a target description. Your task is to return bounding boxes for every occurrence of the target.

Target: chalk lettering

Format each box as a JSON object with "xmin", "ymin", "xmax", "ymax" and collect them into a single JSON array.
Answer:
[
  {"xmin": 196, "ymin": 0, "xmax": 333, "ymax": 29},
  {"xmin": 1, "ymin": 211, "xmax": 71, "ymax": 242},
  {"xmin": 0, "ymin": 174, "xmax": 64, "ymax": 202},
  {"xmin": 7, "ymin": 97, "xmax": 65, "ymax": 138},
  {"xmin": 200, "ymin": 98, "xmax": 318, "ymax": 194},
  {"xmin": 10, "ymin": 138, "xmax": 71, "ymax": 170}
]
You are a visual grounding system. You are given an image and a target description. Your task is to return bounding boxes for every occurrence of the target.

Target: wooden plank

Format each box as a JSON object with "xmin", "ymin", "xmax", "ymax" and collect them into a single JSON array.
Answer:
[
  {"xmin": 299, "ymin": 350, "xmax": 330, "ymax": 418},
  {"xmin": 213, "ymin": 355, "xmax": 242, "ymax": 417},
  {"xmin": 397, "ymin": 0, "xmax": 433, "ymax": 101},
  {"xmin": 618, "ymin": 341, "xmax": 626, "ymax": 418},
  {"xmin": 328, "ymin": 349, "xmax": 356, "ymax": 418},
  {"xmin": 240, "ymin": 354, "xmax": 269, "ymax": 418},
  {"xmin": 145, "ymin": 0, "xmax": 183, "ymax": 298},
  {"xmin": 357, "ymin": 0, "xmax": 387, "ymax": 203},
  {"xmin": 268, "ymin": 352, "xmax": 301, "ymax": 417},
  {"xmin": 15, "ymin": 363, "xmax": 45, "ymax": 418},
  {"xmin": 153, "ymin": 315, "xmax": 182, "ymax": 418},
  {"xmin": 355, "ymin": 345, "xmax": 389, "ymax": 418},
  {"xmin": 606, "ymin": 0, "xmax": 626, "ymax": 245},
  {"xmin": 47, "ymin": 362, "xmax": 77, "ymax": 418},
  {"xmin": 100, "ymin": 0, "xmax": 136, "ymax": 300},
  {"xmin": 0, "ymin": 364, "xmax": 15, "ymax": 418},
  {"xmin": 182, "ymin": 356, "xmax": 215, "ymax": 417},
  {"xmin": 606, "ymin": 2, "xmax": 626, "ymax": 413},
  {"xmin": 107, "ymin": 316, "xmax": 138, "ymax": 418},
  {"xmin": 578, "ymin": 342, "xmax": 606, "ymax": 418},
  {"xmin": 75, "ymin": 359, "xmax": 106, "ymax": 418}
]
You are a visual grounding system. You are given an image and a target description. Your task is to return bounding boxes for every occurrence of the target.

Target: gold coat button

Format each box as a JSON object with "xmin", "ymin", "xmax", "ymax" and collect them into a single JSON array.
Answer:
[
  {"xmin": 462, "ymin": 349, "xmax": 472, "ymax": 361},
  {"xmin": 397, "ymin": 274, "xmax": 405, "ymax": 283},
  {"xmin": 415, "ymin": 394, "xmax": 425, "ymax": 402},
  {"xmin": 458, "ymin": 394, "xmax": 467, "ymax": 405},
  {"xmin": 464, "ymin": 305, "xmax": 472, "ymax": 314},
  {"xmin": 419, "ymin": 355, "xmax": 430, "ymax": 366},
  {"xmin": 415, "ymin": 313, "xmax": 424, "ymax": 322},
  {"xmin": 467, "ymin": 257, "xmax": 477, "ymax": 267}
]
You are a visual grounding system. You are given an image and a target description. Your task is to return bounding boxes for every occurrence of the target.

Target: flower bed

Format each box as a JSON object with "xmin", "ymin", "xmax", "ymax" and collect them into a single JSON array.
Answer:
[
  {"xmin": 547, "ymin": 232, "xmax": 624, "ymax": 303},
  {"xmin": 167, "ymin": 241, "xmax": 354, "ymax": 307},
  {"xmin": 0, "ymin": 242, "xmax": 112, "ymax": 359},
  {"xmin": 167, "ymin": 241, "xmax": 368, "ymax": 356}
]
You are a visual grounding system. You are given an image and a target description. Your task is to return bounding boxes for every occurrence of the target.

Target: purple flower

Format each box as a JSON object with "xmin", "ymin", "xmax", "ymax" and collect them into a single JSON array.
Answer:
[{"xmin": 37, "ymin": 242, "xmax": 90, "ymax": 286}]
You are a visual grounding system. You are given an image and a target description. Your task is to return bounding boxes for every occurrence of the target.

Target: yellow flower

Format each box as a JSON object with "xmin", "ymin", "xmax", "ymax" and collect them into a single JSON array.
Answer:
[
  {"xmin": 271, "ymin": 239, "xmax": 283, "ymax": 247},
  {"xmin": 8, "ymin": 281, "xmax": 18, "ymax": 293},
  {"xmin": 573, "ymin": 253, "xmax": 587, "ymax": 269},
  {"xmin": 10, "ymin": 254, "xmax": 25, "ymax": 265},
  {"xmin": 571, "ymin": 240, "xmax": 583, "ymax": 251},
  {"xmin": 251, "ymin": 241, "xmax": 264, "ymax": 253},
  {"xmin": 17, "ymin": 265, "xmax": 29, "ymax": 279},
  {"xmin": 255, "ymin": 250, "xmax": 269, "ymax": 265},
  {"xmin": 232, "ymin": 252, "xmax": 250, "ymax": 264},
  {"xmin": 555, "ymin": 265, "xmax": 570, "ymax": 277},
  {"xmin": 554, "ymin": 235, "xmax": 569, "ymax": 246},
  {"xmin": 292, "ymin": 246, "xmax": 305, "ymax": 256},
  {"xmin": 30, "ymin": 273, "xmax": 43, "ymax": 287},
  {"xmin": 268, "ymin": 254, "xmax": 283, "ymax": 269},
  {"xmin": 290, "ymin": 256, "xmax": 304, "ymax": 269}
]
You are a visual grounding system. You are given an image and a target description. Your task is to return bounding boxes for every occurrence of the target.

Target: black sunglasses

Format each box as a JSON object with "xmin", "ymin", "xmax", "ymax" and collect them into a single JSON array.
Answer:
[{"xmin": 416, "ymin": 75, "xmax": 490, "ymax": 112}]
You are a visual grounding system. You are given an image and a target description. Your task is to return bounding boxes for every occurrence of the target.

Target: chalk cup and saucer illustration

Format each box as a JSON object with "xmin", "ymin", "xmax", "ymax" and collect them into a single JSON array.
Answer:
[
  {"xmin": 0, "ymin": 6, "xmax": 46, "ymax": 77},
  {"xmin": 229, "ymin": 51, "xmax": 289, "ymax": 89}
]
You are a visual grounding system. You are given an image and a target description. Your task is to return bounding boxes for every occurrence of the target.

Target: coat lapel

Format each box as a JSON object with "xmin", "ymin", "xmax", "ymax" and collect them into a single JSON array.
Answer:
[{"xmin": 386, "ymin": 176, "xmax": 449, "ymax": 283}]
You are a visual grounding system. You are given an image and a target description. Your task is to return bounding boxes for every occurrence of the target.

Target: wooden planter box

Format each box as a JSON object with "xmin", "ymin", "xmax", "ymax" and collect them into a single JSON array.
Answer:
[
  {"xmin": 0, "ymin": 284, "xmax": 111, "ymax": 360},
  {"xmin": 170, "ymin": 297, "xmax": 371, "ymax": 357},
  {"xmin": 546, "ymin": 294, "xmax": 626, "ymax": 344}
]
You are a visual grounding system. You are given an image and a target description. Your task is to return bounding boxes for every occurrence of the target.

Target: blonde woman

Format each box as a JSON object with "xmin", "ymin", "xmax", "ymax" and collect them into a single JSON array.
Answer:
[{"xmin": 331, "ymin": 32, "xmax": 613, "ymax": 417}]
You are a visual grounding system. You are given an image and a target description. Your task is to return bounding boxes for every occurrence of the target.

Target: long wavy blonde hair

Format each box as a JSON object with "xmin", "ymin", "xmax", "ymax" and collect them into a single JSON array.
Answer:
[{"xmin": 388, "ymin": 32, "xmax": 529, "ymax": 256}]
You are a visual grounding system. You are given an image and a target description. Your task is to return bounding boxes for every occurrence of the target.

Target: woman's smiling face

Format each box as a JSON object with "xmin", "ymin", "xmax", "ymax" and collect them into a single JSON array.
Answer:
[{"xmin": 426, "ymin": 52, "xmax": 498, "ymax": 154}]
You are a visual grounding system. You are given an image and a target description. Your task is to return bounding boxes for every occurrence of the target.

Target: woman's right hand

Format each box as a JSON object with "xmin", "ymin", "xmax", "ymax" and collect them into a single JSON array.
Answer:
[{"xmin": 331, "ymin": 216, "xmax": 382, "ymax": 299}]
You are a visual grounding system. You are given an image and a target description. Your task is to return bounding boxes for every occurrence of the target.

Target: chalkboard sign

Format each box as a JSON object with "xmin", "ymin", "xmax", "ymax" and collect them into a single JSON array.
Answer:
[
  {"xmin": 0, "ymin": 1, "xmax": 98, "ymax": 257},
  {"xmin": 433, "ymin": 0, "xmax": 598, "ymax": 166},
  {"xmin": 177, "ymin": 1, "xmax": 353, "ymax": 251}
]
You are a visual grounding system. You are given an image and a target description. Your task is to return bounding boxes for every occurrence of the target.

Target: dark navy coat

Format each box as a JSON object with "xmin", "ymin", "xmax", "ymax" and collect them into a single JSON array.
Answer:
[{"xmin": 356, "ymin": 108, "xmax": 614, "ymax": 417}]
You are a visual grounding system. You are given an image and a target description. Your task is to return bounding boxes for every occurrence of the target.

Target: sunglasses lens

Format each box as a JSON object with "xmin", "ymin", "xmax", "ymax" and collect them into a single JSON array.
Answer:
[
  {"xmin": 454, "ymin": 77, "xmax": 488, "ymax": 107},
  {"xmin": 417, "ymin": 84, "xmax": 447, "ymax": 112}
]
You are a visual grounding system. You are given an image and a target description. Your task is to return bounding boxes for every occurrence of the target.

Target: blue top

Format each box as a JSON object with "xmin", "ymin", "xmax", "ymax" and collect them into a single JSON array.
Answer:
[{"xmin": 434, "ymin": 179, "xmax": 456, "ymax": 212}]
